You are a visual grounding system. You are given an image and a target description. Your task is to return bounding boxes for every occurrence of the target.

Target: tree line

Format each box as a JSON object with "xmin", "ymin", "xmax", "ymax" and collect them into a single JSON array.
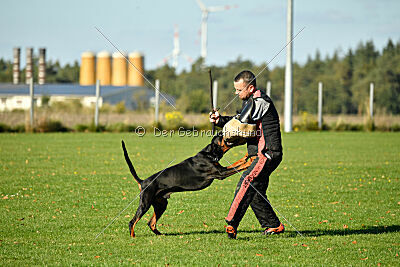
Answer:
[
  {"xmin": 1, "ymin": 38, "xmax": 399, "ymax": 115},
  {"xmin": 147, "ymin": 39, "xmax": 400, "ymax": 115}
]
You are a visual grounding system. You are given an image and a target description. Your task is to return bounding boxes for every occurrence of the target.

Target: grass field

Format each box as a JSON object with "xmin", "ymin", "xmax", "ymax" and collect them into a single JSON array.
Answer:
[{"xmin": 0, "ymin": 132, "xmax": 399, "ymax": 265}]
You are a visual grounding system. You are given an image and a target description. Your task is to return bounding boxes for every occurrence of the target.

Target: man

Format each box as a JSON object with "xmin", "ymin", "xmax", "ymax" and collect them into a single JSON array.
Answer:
[{"xmin": 210, "ymin": 70, "xmax": 284, "ymax": 239}]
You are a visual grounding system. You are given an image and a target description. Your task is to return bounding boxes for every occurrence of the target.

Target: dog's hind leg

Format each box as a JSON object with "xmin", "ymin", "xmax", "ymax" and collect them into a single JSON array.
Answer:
[
  {"xmin": 148, "ymin": 197, "xmax": 168, "ymax": 235},
  {"xmin": 129, "ymin": 198, "xmax": 152, "ymax": 238}
]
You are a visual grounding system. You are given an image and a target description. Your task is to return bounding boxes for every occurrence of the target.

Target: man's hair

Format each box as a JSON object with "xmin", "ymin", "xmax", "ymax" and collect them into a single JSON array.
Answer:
[{"xmin": 234, "ymin": 70, "xmax": 256, "ymax": 88}]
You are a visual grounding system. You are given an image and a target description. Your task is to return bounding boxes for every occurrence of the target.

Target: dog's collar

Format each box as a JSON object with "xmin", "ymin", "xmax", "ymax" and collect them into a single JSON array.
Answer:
[{"xmin": 205, "ymin": 153, "xmax": 220, "ymax": 162}]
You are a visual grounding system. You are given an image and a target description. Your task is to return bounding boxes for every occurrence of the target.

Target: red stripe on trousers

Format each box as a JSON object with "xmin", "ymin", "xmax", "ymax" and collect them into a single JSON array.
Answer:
[
  {"xmin": 225, "ymin": 119, "xmax": 267, "ymax": 222},
  {"xmin": 225, "ymin": 155, "xmax": 267, "ymax": 221}
]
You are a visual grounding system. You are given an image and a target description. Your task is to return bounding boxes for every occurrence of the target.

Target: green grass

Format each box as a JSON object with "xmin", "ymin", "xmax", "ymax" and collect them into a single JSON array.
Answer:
[{"xmin": 0, "ymin": 132, "xmax": 399, "ymax": 265}]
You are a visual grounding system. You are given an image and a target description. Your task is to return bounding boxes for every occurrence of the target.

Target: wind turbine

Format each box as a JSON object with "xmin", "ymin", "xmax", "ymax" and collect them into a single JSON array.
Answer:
[
  {"xmin": 158, "ymin": 25, "xmax": 192, "ymax": 70},
  {"xmin": 171, "ymin": 25, "xmax": 181, "ymax": 68},
  {"xmin": 196, "ymin": 0, "xmax": 237, "ymax": 63}
]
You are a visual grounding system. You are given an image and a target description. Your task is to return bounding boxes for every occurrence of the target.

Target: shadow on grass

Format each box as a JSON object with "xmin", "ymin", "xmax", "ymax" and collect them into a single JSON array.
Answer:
[
  {"xmin": 162, "ymin": 225, "xmax": 400, "ymax": 238},
  {"xmin": 301, "ymin": 225, "xmax": 400, "ymax": 237}
]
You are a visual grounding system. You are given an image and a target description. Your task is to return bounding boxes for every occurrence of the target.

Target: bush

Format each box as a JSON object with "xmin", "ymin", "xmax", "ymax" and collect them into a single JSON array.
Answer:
[
  {"xmin": 364, "ymin": 118, "xmax": 375, "ymax": 132},
  {"xmin": 391, "ymin": 124, "xmax": 400, "ymax": 132},
  {"xmin": 0, "ymin": 123, "xmax": 26, "ymax": 133},
  {"xmin": 74, "ymin": 123, "xmax": 105, "ymax": 133},
  {"xmin": 41, "ymin": 95, "xmax": 50, "ymax": 106},
  {"xmin": 294, "ymin": 112, "xmax": 320, "ymax": 131},
  {"xmin": 375, "ymin": 123, "xmax": 400, "ymax": 132},
  {"xmin": 99, "ymin": 103, "xmax": 113, "ymax": 114},
  {"xmin": 106, "ymin": 122, "xmax": 131, "ymax": 132},
  {"xmin": 75, "ymin": 124, "xmax": 89, "ymax": 132},
  {"xmin": 165, "ymin": 111, "xmax": 187, "ymax": 130},
  {"xmin": 114, "ymin": 101, "xmax": 126, "ymax": 114},
  {"xmin": 333, "ymin": 120, "xmax": 364, "ymax": 131},
  {"xmin": 0, "ymin": 123, "xmax": 10, "ymax": 132},
  {"xmin": 321, "ymin": 123, "xmax": 331, "ymax": 131},
  {"xmin": 12, "ymin": 124, "xmax": 26, "ymax": 133},
  {"xmin": 87, "ymin": 123, "xmax": 106, "ymax": 132},
  {"xmin": 36, "ymin": 119, "xmax": 69, "ymax": 132},
  {"xmin": 150, "ymin": 121, "xmax": 163, "ymax": 131}
]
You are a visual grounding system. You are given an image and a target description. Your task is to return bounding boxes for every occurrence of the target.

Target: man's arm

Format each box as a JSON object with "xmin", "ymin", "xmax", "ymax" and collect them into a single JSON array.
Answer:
[
  {"xmin": 215, "ymin": 115, "xmax": 234, "ymax": 128},
  {"xmin": 209, "ymin": 111, "xmax": 235, "ymax": 128}
]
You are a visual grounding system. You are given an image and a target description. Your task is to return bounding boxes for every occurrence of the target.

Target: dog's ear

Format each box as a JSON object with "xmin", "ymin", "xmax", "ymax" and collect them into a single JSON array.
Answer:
[{"xmin": 212, "ymin": 133, "xmax": 223, "ymax": 144}]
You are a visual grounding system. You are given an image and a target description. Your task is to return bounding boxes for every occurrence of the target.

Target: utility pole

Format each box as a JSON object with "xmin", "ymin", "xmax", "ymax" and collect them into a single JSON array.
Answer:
[
  {"xmin": 284, "ymin": 0, "xmax": 293, "ymax": 132},
  {"xmin": 213, "ymin": 80, "xmax": 218, "ymax": 109},
  {"xmin": 266, "ymin": 81, "xmax": 271, "ymax": 97},
  {"xmin": 369, "ymin": 82, "xmax": 374, "ymax": 120},
  {"xmin": 29, "ymin": 78, "xmax": 34, "ymax": 129},
  {"xmin": 155, "ymin": 79, "xmax": 160, "ymax": 123},
  {"xmin": 318, "ymin": 82, "xmax": 323, "ymax": 129},
  {"xmin": 95, "ymin": 80, "xmax": 100, "ymax": 127}
]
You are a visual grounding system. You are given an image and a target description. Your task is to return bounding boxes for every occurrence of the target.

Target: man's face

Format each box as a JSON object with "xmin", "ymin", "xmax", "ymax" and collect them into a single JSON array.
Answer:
[{"xmin": 234, "ymin": 79, "xmax": 255, "ymax": 100}]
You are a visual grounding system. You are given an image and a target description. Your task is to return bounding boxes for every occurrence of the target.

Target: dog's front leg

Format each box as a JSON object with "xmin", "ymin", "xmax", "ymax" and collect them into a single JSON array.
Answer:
[
  {"xmin": 226, "ymin": 153, "xmax": 248, "ymax": 169},
  {"xmin": 214, "ymin": 156, "xmax": 257, "ymax": 180},
  {"xmin": 231, "ymin": 156, "xmax": 256, "ymax": 172},
  {"xmin": 213, "ymin": 165, "xmax": 243, "ymax": 180}
]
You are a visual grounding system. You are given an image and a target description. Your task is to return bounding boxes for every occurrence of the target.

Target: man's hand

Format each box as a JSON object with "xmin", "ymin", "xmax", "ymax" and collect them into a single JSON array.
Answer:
[{"xmin": 209, "ymin": 110, "xmax": 220, "ymax": 124}]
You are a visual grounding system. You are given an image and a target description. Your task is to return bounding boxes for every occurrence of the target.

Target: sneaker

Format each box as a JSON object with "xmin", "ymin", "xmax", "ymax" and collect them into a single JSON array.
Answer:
[
  {"xmin": 263, "ymin": 223, "xmax": 285, "ymax": 235},
  {"xmin": 225, "ymin": 225, "xmax": 237, "ymax": 239}
]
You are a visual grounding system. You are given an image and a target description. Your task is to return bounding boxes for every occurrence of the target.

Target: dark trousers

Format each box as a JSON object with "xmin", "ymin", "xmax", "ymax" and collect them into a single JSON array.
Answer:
[{"xmin": 225, "ymin": 152, "xmax": 282, "ymax": 229}]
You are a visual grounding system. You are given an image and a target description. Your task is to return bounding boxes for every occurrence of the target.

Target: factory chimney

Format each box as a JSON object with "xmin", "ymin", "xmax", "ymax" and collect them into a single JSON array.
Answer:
[
  {"xmin": 38, "ymin": 48, "xmax": 46, "ymax": 84},
  {"xmin": 25, "ymin": 47, "xmax": 33, "ymax": 84},
  {"xmin": 13, "ymin": 47, "xmax": 21, "ymax": 84}
]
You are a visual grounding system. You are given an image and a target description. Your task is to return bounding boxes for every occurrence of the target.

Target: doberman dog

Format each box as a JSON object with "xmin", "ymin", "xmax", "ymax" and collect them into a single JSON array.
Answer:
[{"xmin": 122, "ymin": 133, "xmax": 255, "ymax": 237}]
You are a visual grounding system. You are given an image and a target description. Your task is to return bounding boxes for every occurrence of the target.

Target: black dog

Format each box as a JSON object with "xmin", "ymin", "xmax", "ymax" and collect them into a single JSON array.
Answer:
[{"xmin": 122, "ymin": 134, "xmax": 255, "ymax": 237}]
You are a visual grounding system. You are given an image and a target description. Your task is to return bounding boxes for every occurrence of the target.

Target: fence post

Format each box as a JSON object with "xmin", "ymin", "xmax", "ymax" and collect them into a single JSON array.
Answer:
[
  {"xmin": 266, "ymin": 81, "xmax": 271, "ymax": 97},
  {"xmin": 155, "ymin": 79, "xmax": 160, "ymax": 123},
  {"xmin": 318, "ymin": 82, "xmax": 323, "ymax": 129},
  {"xmin": 29, "ymin": 78, "xmax": 34, "ymax": 129},
  {"xmin": 369, "ymin": 82, "xmax": 374, "ymax": 120},
  {"xmin": 213, "ymin": 80, "xmax": 218, "ymax": 109},
  {"xmin": 95, "ymin": 80, "xmax": 100, "ymax": 127}
]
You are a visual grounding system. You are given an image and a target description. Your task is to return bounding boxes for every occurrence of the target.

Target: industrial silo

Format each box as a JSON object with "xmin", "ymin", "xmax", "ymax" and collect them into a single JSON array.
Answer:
[
  {"xmin": 96, "ymin": 51, "xmax": 111, "ymax": 85},
  {"xmin": 79, "ymin": 51, "xmax": 95, "ymax": 85},
  {"xmin": 128, "ymin": 51, "xmax": 144, "ymax": 86},
  {"xmin": 111, "ymin": 52, "xmax": 127, "ymax": 86}
]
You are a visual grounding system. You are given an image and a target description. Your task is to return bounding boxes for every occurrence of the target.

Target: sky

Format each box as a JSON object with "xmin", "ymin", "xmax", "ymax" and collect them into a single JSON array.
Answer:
[{"xmin": 1, "ymin": 0, "xmax": 399, "ymax": 72}]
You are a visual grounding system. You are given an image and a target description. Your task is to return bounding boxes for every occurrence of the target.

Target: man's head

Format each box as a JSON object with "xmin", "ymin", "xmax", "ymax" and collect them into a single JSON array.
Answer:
[{"xmin": 234, "ymin": 70, "xmax": 256, "ymax": 100}]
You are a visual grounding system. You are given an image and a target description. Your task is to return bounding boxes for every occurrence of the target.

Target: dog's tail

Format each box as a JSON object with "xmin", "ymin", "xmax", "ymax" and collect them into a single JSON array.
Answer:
[{"xmin": 121, "ymin": 140, "xmax": 143, "ymax": 191}]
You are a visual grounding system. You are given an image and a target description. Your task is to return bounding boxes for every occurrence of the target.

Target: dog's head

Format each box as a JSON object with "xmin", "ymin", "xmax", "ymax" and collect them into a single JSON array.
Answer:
[
  {"xmin": 203, "ymin": 132, "xmax": 246, "ymax": 161},
  {"xmin": 213, "ymin": 132, "xmax": 245, "ymax": 151}
]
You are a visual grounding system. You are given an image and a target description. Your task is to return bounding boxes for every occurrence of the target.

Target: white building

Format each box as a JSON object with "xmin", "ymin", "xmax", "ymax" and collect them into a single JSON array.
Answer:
[{"xmin": 0, "ymin": 83, "xmax": 174, "ymax": 111}]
